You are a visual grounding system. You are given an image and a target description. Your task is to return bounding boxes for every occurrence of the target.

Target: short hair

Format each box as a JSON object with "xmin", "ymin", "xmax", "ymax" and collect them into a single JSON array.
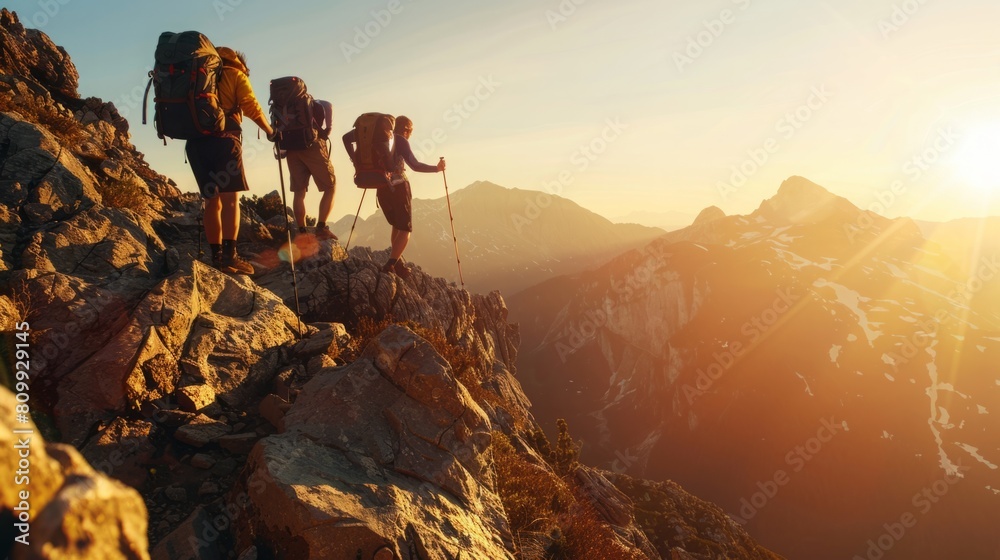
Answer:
[{"xmin": 394, "ymin": 116, "xmax": 413, "ymax": 133}]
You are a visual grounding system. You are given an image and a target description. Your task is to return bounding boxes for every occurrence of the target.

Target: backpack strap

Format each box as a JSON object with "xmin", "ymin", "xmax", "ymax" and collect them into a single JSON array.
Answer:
[{"xmin": 142, "ymin": 71, "xmax": 153, "ymax": 126}]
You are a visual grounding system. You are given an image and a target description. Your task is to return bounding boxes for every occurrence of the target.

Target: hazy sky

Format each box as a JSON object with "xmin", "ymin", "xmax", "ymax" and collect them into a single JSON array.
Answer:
[{"xmin": 17, "ymin": 0, "xmax": 1000, "ymax": 224}]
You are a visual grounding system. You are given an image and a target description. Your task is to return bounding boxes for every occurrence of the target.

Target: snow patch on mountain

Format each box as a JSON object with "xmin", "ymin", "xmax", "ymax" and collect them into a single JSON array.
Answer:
[
  {"xmin": 813, "ymin": 279, "xmax": 882, "ymax": 345},
  {"xmin": 795, "ymin": 371, "xmax": 815, "ymax": 396},
  {"xmin": 957, "ymin": 443, "xmax": 999, "ymax": 470},
  {"xmin": 925, "ymin": 343, "xmax": 964, "ymax": 477}
]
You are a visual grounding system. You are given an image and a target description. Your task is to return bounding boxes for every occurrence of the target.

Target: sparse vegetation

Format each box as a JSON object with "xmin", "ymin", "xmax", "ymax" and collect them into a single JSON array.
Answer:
[
  {"xmin": 492, "ymin": 432, "xmax": 571, "ymax": 545},
  {"xmin": 0, "ymin": 87, "xmax": 86, "ymax": 144},
  {"xmin": 94, "ymin": 178, "xmax": 148, "ymax": 215},
  {"xmin": 524, "ymin": 419, "xmax": 580, "ymax": 479},
  {"xmin": 9, "ymin": 278, "xmax": 37, "ymax": 323},
  {"xmin": 553, "ymin": 419, "xmax": 581, "ymax": 477},
  {"xmin": 492, "ymin": 430, "xmax": 644, "ymax": 560}
]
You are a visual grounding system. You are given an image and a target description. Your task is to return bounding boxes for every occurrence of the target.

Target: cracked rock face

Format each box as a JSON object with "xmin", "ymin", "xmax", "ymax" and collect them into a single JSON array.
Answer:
[
  {"xmin": 53, "ymin": 263, "xmax": 300, "ymax": 445},
  {"xmin": 232, "ymin": 325, "xmax": 515, "ymax": 560},
  {"xmin": 0, "ymin": 9, "xmax": 79, "ymax": 99}
]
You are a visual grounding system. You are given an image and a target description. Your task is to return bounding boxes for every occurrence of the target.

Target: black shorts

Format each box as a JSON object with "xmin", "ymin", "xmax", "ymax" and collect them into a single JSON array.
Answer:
[
  {"xmin": 377, "ymin": 181, "xmax": 412, "ymax": 232},
  {"xmin": 186, "ymin": 135, "xmax": 249, "ymax": 198}
]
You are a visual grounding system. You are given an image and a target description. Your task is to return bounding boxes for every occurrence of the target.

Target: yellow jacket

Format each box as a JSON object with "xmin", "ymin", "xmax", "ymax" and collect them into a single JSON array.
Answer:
[{"xmin": 216, "ymin": 47, "xmax": 269, "ymax": 132}]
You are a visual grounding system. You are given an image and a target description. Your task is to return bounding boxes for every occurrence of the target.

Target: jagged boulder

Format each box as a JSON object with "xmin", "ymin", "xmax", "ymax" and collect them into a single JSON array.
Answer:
[
  {"xmin": 0, "ymin": 113, "xmax": 102, "ymax": 226},
  {"xmin": 20, "ymin": 205, "xmax": 165, "ymax": 280},
  {"xmin": 0, "ymin": 293, "xmax": 17, "ymax": 330},
  {"xmin": 54, "ymin": 262, "xmax": 301, "ymax": 445},
  {"xmin": 575, "ymin": 466, "xmax": 660, "ymax": 557},
  {"xmin": 0, "ymin": 9, "xmax": 79, "ymax": 99},
  {"xmin": 608, "ymin": 473, "xmax": 785, "ymax": 560},
  {"xmin": 255, "ymin": 246, "xmax": 528, "ymax": 430},
  {"xmin": 0, "ymin": 385, "xmax": 149, "ymax": 560},
  {"xmin": 80, "ymin": 418, "xmax": 157, "ymax": 489},
  {"xmin": 0, "ymin": 200, "xmax": 21, "ymax": 271},
  {"xmin": 232, "ymin": 325, "xmax": 516, "ymax": 559}
]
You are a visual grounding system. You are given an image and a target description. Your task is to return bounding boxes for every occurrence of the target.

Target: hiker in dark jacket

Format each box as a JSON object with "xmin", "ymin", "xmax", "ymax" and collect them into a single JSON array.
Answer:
[
  {"xmin": 343, "ymin": 116, "xmax": 444, "ymax": 278},
  {"xmin": 185, "ymin": 47, "xmax": 273, "ymax": 275},
  {"xmin": 287, "ymin": 99, "xmax": 337, "ymax": 240}
]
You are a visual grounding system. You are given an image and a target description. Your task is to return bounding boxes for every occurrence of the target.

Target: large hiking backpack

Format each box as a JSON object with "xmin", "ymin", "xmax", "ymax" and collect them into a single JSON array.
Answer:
[
  {"xmin": 269, "ymin": 77, "xmax": 317, "ymax": 151},
  {"xmin": 142, "ymin": 31, "xmax": 226, "ymax": 140},
  {"xmin": 351, "ymin": 113, "xmax": 395, "ymax": 188}
]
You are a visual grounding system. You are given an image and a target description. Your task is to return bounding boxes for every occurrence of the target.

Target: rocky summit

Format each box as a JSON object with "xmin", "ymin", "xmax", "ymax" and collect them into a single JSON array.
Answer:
[{"xmin": 0, "ymin": 9, "xmax": 782, "ymax": 560}]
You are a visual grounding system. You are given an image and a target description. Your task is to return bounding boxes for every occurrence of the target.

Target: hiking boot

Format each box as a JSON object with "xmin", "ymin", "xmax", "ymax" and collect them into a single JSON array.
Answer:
[
  {"xmin": 393, "ymin": 259, "xmax": 411, "ymax": 280},
  {"xmin": 218, "ymin": 254, "xmax": 255, "ymax": 275},
  {"xmin": 380, "ymin": 258, "xmax": 411, "ymax": 280},
  {"xmin": 315, "ymin": 225, "xmax": 338, "ymax": 241}
]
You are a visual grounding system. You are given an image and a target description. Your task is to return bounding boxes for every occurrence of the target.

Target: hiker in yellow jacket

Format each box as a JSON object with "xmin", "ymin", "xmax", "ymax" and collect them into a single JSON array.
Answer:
[{"xmin": 185, "ymin": 47, "xmax": 273, "ymax": 275}]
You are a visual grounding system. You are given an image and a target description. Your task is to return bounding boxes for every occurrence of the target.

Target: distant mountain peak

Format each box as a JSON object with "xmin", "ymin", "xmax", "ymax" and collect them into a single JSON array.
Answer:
[
  {"xmin": 754, "ymin": 176, "xmax": 858, "ymax": 225},
  {"xmin": 465, "ymin": 180, "xmax": 507, "ymax": 191},
  {"xmin": 693, "ymin": 206, "xmax": 726, "ymax": 226}
]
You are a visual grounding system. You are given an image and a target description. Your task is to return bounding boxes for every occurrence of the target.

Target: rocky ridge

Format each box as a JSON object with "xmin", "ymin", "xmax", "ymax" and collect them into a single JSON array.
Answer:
[{"xmin": 0, "ymin": 10, "xmax": 782, "ymax": 559}]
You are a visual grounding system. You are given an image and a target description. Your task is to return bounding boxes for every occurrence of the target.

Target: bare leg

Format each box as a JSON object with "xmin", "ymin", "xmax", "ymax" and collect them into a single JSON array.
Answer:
[
  {"xmin": 205, "ymin": 195, "xmax": 223, "ymax": 244},
  {"xmin": 221, "ymin": 192, "xmax": 240, "ymax": 240},
  {"xmin": 318, "ymin": 189, "xmax": 334, "ymax": 225},
  {"xmin": 293, "ymin": 190, "xmax": 307, "ymax": 228},
  {"xmin": 390, "ymin": 228, "xmax": 409, "ymax": 260}
]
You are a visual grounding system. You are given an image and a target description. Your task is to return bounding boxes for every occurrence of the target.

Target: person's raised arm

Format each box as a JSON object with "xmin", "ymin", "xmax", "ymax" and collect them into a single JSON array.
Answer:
[
  {"xmin": 235, "ymin": 73, "xmax": 273, "ymax": 137},
  {"xmin": 396, "ymin": 136, "xmax": 439, "ymax": 173}
]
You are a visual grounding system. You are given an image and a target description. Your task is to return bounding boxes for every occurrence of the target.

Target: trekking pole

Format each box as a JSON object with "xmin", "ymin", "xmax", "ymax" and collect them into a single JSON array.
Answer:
[
  {"xmin": 440, "ymin": 158, "xmax": 465, "ymax": 288},
  {"xmin": 275, "ymin": 145, "xmax": 304, "ymax": 339},
  {"xmin": 197, "ymin": 199, "xmax": 205, "ymax": 259},
  {"xmin": 344, "ymin": 189, "xmax": 367, "ymax": 251}
]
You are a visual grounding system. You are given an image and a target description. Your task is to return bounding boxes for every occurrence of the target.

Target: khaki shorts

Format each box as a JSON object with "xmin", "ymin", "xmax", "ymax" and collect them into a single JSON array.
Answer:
[
  {"xmin": 376, "ymin": 180, "xmax": 412, "ymax": 232},
  {"xmin": 287, "ymin": 141, "xmax": 336, "ymax": 193}
]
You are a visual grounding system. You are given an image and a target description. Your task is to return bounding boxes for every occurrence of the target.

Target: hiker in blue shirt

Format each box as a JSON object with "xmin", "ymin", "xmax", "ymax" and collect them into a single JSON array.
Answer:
[
  {"xmin": 343, "ymin": 115, "xmax": 445, "ymax": 279},
  {"xmin": 378, "ymin": 116, "xmax": 445, "ymax": 278}
]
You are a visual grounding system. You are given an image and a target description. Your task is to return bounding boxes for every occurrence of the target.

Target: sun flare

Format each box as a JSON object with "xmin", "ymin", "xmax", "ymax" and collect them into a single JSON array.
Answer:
[{"xmin": 949, "ymin": 123, "xmax": 1000, "ymax": 192}]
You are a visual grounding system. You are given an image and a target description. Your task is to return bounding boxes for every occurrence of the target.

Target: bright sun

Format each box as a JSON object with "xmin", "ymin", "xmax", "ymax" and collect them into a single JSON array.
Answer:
[{"xmin": 949, "ymin": 124, "xmax": 1000, "ymax": 191}]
